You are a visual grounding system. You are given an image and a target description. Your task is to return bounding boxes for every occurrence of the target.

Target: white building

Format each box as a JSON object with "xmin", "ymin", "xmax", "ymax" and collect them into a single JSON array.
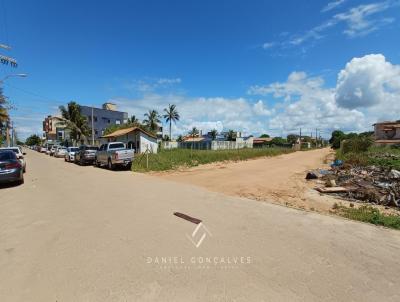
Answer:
[{"xmin": 101, "ymin": 127, "xmax": 158, "ymax": 154}]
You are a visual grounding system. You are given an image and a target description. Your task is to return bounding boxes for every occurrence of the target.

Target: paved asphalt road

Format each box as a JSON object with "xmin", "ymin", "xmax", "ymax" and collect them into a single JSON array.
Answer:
[{"xmin": 1, "ymin": 149, "xmax": 400, "ymax": 302}]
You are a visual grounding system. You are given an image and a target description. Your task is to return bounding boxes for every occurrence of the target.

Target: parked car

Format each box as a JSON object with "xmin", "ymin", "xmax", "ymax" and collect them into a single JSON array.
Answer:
[
  {"xmin": 54, "ymin": 146, "xmax": 67, "ymax": 158},
  {"xmin": 65, "ymin": 147, "xmax": 79, "ymax": 162},
  {"xmin": 0, "ymin": 147, "xmax": 27, "ymax": 172},
  {"xmin": 49, "ymin": 145, "xmax": 60, "ymax": 156},
  {"xmin": 75, "ymin": 145, "xmax": 99, "ymax": 165},
  {"xmin": 0, "ymin": 150, "xmax": 24, "ymax": 185},
  {"xmin": 40, "ymin": 146, "xmax": 47, "ymax": 153},
  {"xmin": 95, "ymin": 142, "xmax": 134, "ymax": 170}
]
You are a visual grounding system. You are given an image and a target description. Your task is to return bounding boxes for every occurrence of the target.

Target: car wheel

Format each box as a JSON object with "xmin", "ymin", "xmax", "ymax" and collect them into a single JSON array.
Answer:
[
  {"xmin": 18, "ymin": 173, "xmax": 24, "ymax": 185},
  {"xmin": 108, "ymin": 159, "xmax": 114, "ymax": 170},
  {"xmin": 126, "ymin": 163, "xmax": 132, "ymax": 170}
]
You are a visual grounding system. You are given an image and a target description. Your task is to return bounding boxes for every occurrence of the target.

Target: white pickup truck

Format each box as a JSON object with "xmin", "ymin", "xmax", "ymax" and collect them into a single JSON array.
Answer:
[{"xmin": 95, "ymin": 142, "xmax": 134, "ymax": 170}]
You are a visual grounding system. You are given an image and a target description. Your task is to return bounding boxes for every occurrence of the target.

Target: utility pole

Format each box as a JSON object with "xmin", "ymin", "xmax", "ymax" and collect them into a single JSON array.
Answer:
[
  {"xmin": 315, "ymin": 128, "xmax": 318, "ymax": 147},
  {"xmin": 91, "ymin": 106, "xmax": 94, "ymax": 145},
  {"xmin": 299, "ymin": 128, "xmax": 302, "ymax": 148}
]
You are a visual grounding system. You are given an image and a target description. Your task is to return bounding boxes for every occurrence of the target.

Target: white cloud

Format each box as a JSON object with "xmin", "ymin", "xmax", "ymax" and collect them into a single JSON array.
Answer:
[
  {"xmin": 335, "ymin": 54, "xmax": 400, "ymax": 112},
  {"xmin": 112, "ymin": 94, "xmax": 270, "ymax": 137},
  {"xmin": 249, "ymin": 54, "xmax": 400, "ymax": 134},
  {"xmin": 334, "ymin": 2, "xmax": 395, "ymax": 37},
  {"xmin": 322, "ymin": 0, "xmax": 347, "ymax": 13},
  {"xmin": 263, "ymin": 1, "xmax": 398, "ymax": 51}
]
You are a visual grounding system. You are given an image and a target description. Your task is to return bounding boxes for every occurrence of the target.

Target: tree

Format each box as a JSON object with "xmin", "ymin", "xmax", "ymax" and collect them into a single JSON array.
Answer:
[
  {"xmin": 163, "ymin": 134, "xmax": 170, "ymax": 142},
  {"xmin": 0, "ymin": 88, "xmax": 9, "ymax": 140},
  {"xmin": 59, "ymin": 101, "xmax": 90, "ymax": 144},
  {"xmin": 143, "ymin": 109, "xmax": 161, "ymax": 132},
  {"xmin": 25, "ymin": 134, "xmax": 42, "ymax": 146},
  {"xmin": 329, "ymin": 130, "xmax": 346, "ymax": 149},
  {"xmin": 260, "ymin": 134, "xmax": 270, "ymax": 138},
  {"xmin": 127, "ymin": 115, "xmax": 140, "ymax": 126},
  {"xmin": 271, "ymin": 137, "xmax": 287, "ymax": 146},
  {"xmin": 210, "ymin": 129, "xmax": 218, "ymax": 140},
  {"xmin": 188, "ymin": 127, "xmax": 199, "ymax": 137},
  {"xmin": 226, "ymin": 130, "xmax": 236, "ymax": 141},
  {"xmin": 177, "ymin": 135, "xmax": 183, "ymax": 142},
  {"xmin": 163, "ymin": 104, "xmax": 180, "ymax": 140},
  {"xmin": 287, "ymin": 134, "xmax": 299, "ymax": 144}
]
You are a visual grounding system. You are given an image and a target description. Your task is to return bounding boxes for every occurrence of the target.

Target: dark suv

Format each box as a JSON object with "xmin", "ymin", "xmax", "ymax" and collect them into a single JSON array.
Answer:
[{"xmin": 75, "ymin": 145, "xmax": 99, "ymax": 165}]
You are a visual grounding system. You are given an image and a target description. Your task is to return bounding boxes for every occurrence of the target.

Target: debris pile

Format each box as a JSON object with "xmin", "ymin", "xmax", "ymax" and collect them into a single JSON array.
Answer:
[{"xmin": 308, "ymin": 165, "xmax": 400, "ymax": 208}]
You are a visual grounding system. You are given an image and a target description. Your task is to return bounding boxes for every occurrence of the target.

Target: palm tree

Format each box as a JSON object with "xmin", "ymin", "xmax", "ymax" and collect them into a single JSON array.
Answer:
[
  {"xmin": 143, "ymin": 109, "xmax": 161, "ymax": 132},
  {"xmin": 188, "ymin": 127, "xmax": 199, "ymax": 154},
  {"xmin": 227, "ymin": 129, "xmax": 236, "ymax": 141},
  {"xmin": 210, "ymin": 129, "xmax": 218, "ymax": 140},
  {"xmin": 163, "ymin": 104, "xmax": 180, "ymax": 140},
  {"xmin": 128, "ymin": 115, "xmax": 140, "ymax": 126},
  {"xmin": 59, "ymin": 101, "xmax": 90, "ymax": 144}
]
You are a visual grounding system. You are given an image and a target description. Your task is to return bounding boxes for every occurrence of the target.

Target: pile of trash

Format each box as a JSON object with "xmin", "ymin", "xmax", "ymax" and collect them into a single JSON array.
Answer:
[{"xmin": 307, "ymin": 163, "xmax": 400, "ymax": 208}]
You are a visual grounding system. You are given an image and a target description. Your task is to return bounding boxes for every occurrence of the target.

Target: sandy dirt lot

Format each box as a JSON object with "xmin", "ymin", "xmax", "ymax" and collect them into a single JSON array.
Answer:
[
  {"xmin": 155, "ymin": 148, "xmax": 340, "ymax": 213},
  {"xmin": 1, "ymin": 149, "xmax": 400, "ymax": 301}
]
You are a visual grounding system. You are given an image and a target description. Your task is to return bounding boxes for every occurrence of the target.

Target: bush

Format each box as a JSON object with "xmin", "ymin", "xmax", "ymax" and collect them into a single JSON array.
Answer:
[{"xmin": 341, "ymin": 137, "xmax": 373, "ymax": 154}]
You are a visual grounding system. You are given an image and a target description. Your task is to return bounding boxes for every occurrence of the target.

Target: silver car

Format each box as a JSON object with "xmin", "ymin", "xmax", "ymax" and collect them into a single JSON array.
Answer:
[{"xmin": 65, "ymin": 147, "xmax": 79, "ymax": 162}]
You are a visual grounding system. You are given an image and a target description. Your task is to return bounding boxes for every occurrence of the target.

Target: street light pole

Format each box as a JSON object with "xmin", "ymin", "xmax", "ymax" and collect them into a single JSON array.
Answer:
[{"xmin": 91, "ymin": 106, "xmax": 94, "ymax": 145}]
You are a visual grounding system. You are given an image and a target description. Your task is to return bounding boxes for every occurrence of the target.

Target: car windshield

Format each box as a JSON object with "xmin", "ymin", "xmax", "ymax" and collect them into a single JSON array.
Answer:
[
  {"xmin": 1, "ymin": 148, "xmax": 19, "ymax": 154},
  {"xmin": 86, "ymin": 147, "xmax": 99, "ymax": 150},
  {"xmin": 109, "ymin": 143, "xmax": 125, "ymax": 149},
  {"xmin": 69, "ymin": 148, "xmax": 79, "ymax": 152},
  {"xmin": 0, "ymin": 151, "xmax": 17, "ymax": 160}
]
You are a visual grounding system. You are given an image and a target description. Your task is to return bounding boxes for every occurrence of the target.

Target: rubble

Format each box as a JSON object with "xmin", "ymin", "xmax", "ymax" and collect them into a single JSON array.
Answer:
[{"xmin": 313, "ymin": 165, "xmax": 400, "ymax": 208}]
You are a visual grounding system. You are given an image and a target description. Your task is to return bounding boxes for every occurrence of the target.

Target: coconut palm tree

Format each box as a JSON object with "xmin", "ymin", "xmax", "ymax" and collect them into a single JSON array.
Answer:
[
  {"xmin": 163, "ymin": 104, "xmax": 180, "ymax": 140},
  {"xmin": 227, "ymin": 129, "xmax": 236, "ymax": 141},
  {"xmin": 59, "ymin": 101, "xmax": 90, "ymax": 144},
  {"xmin": 143, "ymin": 109, "xmax": 161, "ymax": 132},
  {"xmin": 210, "ymin": 129, "xmax": 218, "ymax": 140},
  {"xmin": 128, "ymin": 115, "xmax": 140, "ymax": 126}
]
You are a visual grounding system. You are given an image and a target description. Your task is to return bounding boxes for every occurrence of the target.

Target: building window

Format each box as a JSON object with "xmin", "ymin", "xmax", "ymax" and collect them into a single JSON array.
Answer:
[
  {"xmin": 94, "ymin": 116, "xmax": 98, "ymax": 122},
  {"xmin": 116, "ymin": 119, "xmax": 121, "ymax": 125},
  {"xmin": 108, "ymin": 119, "xmax": 111, "ymax": 124},
  {"xmin": 95, "ymin": 130, "xmax": 98, "ymax": 135}
]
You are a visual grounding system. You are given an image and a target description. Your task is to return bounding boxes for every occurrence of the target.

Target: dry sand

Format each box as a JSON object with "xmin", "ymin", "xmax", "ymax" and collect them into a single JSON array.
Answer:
[{"xmin": 155, "ymin": 148, "xmax": 340, "ymax": 213}]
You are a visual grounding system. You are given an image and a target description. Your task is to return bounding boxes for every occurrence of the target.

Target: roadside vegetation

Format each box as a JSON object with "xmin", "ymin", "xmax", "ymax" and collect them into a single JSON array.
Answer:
[
  {"xmin": 332, "ymin": 130, "xmax": 400, "ymax": 170},
  {"xmin": 332, "ymin": 203, "xmax": 400, "ymax": 230},
  {"xmin": 132, "ymin": 147, "xmax": 294, "ymax": 172}
]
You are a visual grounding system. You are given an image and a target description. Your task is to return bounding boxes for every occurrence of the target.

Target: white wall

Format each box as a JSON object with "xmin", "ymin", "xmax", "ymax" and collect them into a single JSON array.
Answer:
[{"xmin": 140, "ymin": 132, "xmax": 158, "ymax": 154}]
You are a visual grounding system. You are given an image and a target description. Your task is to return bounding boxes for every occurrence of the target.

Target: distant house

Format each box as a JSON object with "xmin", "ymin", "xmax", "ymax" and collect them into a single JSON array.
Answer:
[
  {"xmin": 101, "ymin": 127, "xmax": 158, "ymax": 153},
  {"xmin": 42, "ymin": 115, "xmax": 68, "ymax": 142},
  {"xmin": 253, "ymin": 137, "xmax": 273, "ymax": 148},
  {"xmin": 374, "ymin": 121, "xmax": 400, "ymax": 145}
]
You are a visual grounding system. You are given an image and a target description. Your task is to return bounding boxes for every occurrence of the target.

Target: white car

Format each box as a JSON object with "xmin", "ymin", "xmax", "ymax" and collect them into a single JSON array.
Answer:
[
  {"xmin": 40, "ymin": 146, "xmax": 47, "ymax": 153},
  {"xmin": 65, "ymin": 147, "xmax": 79, "ymax": 162},
  {"xmin": 54, "ymin": 147, "xmax": 67, "ymax": 158},
  {"xmin": 0, "ymin": 147, "xmax": 27, "ymax": 172},
  {"xmin": 49, "ymin": 145, "xmax": 60, "ymax": 156}
]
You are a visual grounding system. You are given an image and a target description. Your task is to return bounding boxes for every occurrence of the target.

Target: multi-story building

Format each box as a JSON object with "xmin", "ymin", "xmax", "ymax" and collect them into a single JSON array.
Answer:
[
  {"xmin": 80, "ymin": 102, "xmax": 128, "ymax": 145},
  {"xmin": 42, "ymin": 115, "xmax": 66, "ymax": 142}
]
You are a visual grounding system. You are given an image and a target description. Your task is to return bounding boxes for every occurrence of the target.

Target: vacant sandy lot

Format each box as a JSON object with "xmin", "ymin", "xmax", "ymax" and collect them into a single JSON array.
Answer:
[{"xmin": 155, "ymin": 148, "xmax": 339, "ymax": 212}]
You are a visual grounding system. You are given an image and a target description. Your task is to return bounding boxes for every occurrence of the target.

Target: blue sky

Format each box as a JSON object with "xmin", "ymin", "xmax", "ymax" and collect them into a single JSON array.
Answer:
[{"xmin": 1, "ymin": 0, "xmax": 400, "ymax": 139}]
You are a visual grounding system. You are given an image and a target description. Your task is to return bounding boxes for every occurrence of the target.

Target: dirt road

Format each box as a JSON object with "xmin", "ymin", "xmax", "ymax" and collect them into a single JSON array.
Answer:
[
  {"xmin": 1, "ymin": 149, "xmax": 400, "ymax": 301},
  {"xmin": 156, "ymin": 148, "xmax": 337, "ymax": 212}
]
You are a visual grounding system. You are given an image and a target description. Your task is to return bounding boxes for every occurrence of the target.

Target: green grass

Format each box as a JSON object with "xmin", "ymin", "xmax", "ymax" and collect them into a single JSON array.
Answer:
[
  {"xmin": 337, "ymin": 145, "xmax": 400, "ymax": 170},
  {"xmin": 132, "ymin": 147, "xmax": 294, "ymax": 172},
  {"xmin": 334, "ymin": 204, "xmax": 400, "ymax": 230}
]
